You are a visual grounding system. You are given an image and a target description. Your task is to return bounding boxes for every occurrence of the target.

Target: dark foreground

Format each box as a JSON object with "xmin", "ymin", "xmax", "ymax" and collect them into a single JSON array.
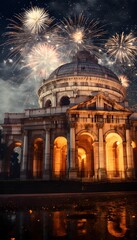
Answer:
[
  {"xmin": 0, "ymin": 179, "xmax": 137, "ymax": 194},
  {"xmin": 0, "ymin": 192, "xmax": 137, "ymax": 240}
]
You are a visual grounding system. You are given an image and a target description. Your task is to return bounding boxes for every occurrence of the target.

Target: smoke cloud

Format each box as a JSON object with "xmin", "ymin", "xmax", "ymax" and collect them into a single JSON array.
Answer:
[{"xmin": 0, "ymin": 77, "xmax": 39, "ymax": 123}]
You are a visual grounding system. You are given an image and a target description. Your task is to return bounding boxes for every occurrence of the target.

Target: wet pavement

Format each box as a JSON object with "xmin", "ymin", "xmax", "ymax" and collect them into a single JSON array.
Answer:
[{"xmin": 0, "ymin": 192, "xmax": 137, "ymax": 240}]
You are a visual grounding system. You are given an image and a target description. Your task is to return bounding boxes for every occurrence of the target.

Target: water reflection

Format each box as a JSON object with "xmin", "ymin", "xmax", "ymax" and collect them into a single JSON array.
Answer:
[
  {"xmin": 0, "ymin": 192, "xmax": 137, "ymax": 240},
  {"xmin": 107, "ymin": 207, "xmax": 127, "ymax": 238}
]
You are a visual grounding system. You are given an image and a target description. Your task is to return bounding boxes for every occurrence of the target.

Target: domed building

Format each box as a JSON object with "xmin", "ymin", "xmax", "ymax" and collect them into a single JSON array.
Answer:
[{"xmin": 1, "ymin": 50, "xmax": 137, "ymax": 181}]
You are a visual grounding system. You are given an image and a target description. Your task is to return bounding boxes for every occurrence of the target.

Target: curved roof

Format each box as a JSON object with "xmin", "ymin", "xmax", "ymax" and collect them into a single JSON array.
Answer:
[{"xmin": 47, "ymin": 50, "xmax": 119, "ymax": 82}]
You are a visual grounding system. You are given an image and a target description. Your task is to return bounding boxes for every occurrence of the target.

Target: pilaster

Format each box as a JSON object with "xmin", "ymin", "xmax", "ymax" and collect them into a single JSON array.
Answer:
[
  {"xmin": 126, "ymin": 128, "xmax": 134, "ymax": 178},
  {"xmin": 43, "ymin": 129, "xmax": 51, "ymax": 180},
  {"xmin": 69, "ymin": 122, "xmax": 77, "ymax": 179},
  {"xmin": 97, "ymin": 123, "xmax": 106, "ymax": 180},
  {"xmin": 20, "ymin": 130, "xmax": 28, "ymax": 179}
]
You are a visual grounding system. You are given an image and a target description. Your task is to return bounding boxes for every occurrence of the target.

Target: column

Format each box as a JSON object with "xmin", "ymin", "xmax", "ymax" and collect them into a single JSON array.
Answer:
[
  {"xmin": 126, "ymin": 129, "xmax": 134, "ymax": 178},
  {"xmin": 20, "ymin": 130, "xmax": 28, "ymax": 179},
  {"xmin": 123, "ymin": 142, "xmax": 127, "ymax": 179},
  {"xmin": 75, "ymin": 140, "xmax": 79, "ymax": 169},
  {"xmin": 43, "ymin": 129, "xmax": 51, "ymax": 180},
  {"xmin": 93, "ymin": 142, "xmax": 99, "ymax": 180},
  {"xmin": 69, "ymin": 122, "xmax": 77, "ymax": 179},
  {"xmin": 66, "ymin": 132, "xmax": 70, "ymax": 178},
  {"xmin": 52, "ymin": 92, "xmax": 56, "ymax": 107},
  {"xmin": 98, "ymin": 124, "xmax": 106, "ymax": 180}
]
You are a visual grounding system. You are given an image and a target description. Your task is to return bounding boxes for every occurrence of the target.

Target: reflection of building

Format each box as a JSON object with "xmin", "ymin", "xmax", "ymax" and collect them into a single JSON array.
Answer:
[
  {"xmin": 1, "ymin": 50, "xmax": 137, "ymax": 180},
  {"xmin": 107, "ymin": 208, "xmax": 127, "ymax": 238}
]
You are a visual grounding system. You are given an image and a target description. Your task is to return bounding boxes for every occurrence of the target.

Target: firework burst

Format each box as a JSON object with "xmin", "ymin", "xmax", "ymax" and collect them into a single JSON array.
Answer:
[
  {"xmin": 23, "ymin": 7, "xmax": 53, "ymax": 34},
  {"xmin": 105, "ymin": 32, "xmax": 137, "ymax": 63},
  {"xmin": 119, "ymin": 75, "xmax": 130, "ymax": 88},
  {"xmin": 25, "ymin": 43, "xmax": 63, "ymax": 79},
  {"xmin": 58, "ymin": 13, "xmax": 105, "ymax": 56},
  {"xmin": 4, "ymin": 7, "xmax": 54, "ymax": 59}
]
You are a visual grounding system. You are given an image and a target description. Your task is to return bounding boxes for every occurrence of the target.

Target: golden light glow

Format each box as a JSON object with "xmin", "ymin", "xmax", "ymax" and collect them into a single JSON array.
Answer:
[
  {"xmin": 29, "ymin": 209, "xmax": 33, "ymax": 214},
  {"xmin": 53, "ymin": 136, "xmax": 67, "ymax": 177},
  {"xmin": 52, "ymin": 212, "xmax": 66, "ymax": 237},
  {"xmin": 33, "ymin": 137, "xmax": 43, "ymax": 177},
  {"xmin": 107, "ymin": 208, "xmax": 127, "ymax": 237},
  {"xmin": 131, "ymin": 141, "xmax": 136, "ymax": 148},
  {"xmin": 78, "ymin": 133, "xmax": 94, "ymax": 178},
  {"xmin": 15, "ymin": 142, "xmax": 22, "ymax": 147},
  {"xmin": 35, "ymin": 138, "xmax": 43, "ymax": 142},
  {"xmin": 78, "ymin": 148, "xmax": 86, "ymax": 175},
  {"xmin": 106, "ymin": 133, "xmax": 124, "ymax": 179}
]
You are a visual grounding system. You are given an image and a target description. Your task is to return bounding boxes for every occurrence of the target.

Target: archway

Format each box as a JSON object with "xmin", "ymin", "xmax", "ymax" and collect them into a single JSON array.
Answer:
[
  {"xmin": 32, "ymin": 138, "xmax": 44, "ymax": 178},
  {"xmin": 6, "ymin": 141, "xmax": 22, "ymax": 178},
  {"xmin": 106, "ymin": 133, "xmax": 124, "ymax": 179},
  {"xmin": 78, "ymin": 147, "xmax": 86, "ymax": 178},
  {"xmin": 53, "ymin": 137, "xmax": 67, "ymax": 178},
  {"xmin": 77, "ymin": 133, "xmax": 94, "ymax": 178},
  {"xmin": 60, "ymin": 96, "xmax": 70, "ymax": 106},
  {"xmin": 45, "ymin": 99, "xmax": 52, "ymax": 108}
]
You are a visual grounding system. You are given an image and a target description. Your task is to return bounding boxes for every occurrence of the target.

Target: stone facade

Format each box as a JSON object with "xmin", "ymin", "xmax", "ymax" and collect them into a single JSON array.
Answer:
[{"xmin": 1, "ymin": 51, "xmax": 137, "ymax": 181}]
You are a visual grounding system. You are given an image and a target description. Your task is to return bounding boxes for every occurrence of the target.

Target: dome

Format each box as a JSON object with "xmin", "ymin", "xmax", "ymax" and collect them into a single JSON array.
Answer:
[
  {"xmin": 38, "ymin": 50, "xmax": 126, "ymax": 109},
  {"xmin": 47, "ymin": 50, "xmax": 119, "ymax": 83}
]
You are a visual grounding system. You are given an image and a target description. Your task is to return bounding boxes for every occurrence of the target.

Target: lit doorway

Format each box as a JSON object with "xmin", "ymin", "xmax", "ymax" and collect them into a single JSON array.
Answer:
[
  {"xmin": 106, "ymin": 133, "xmax": 124, "ymax": 179},
  {"xmin": 53, "ymin": 136, "xmax": 67, "ymax": 178},
  {"xmin": 77, "ymin": 133, "xmax": 94, "ymax": 178},
  {"xmin": 32, "ymin": 138, "xmax": 44, "ymax": 178}
]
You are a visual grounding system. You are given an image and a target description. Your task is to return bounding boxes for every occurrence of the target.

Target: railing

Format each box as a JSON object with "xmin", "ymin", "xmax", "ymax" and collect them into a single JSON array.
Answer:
[{"xmin": 0, "ymin": 170, "xmax": 136, "ymax": 181}]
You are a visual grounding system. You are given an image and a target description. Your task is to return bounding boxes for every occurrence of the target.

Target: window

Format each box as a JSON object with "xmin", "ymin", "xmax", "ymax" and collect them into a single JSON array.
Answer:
[
  {"xmin": 45, "ymin": 99, "xmax": 52, "ymax": 108},
  {"xmin": 60, "ymin": 96, "xmax": 70, "ymax": 106}
]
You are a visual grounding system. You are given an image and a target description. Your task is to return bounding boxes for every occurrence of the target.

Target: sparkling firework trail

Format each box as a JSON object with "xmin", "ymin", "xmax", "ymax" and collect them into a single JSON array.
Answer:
[
  {"xmin": 58, "ymin": 13, "xmax": 105, "ymax": 56},
  {"xmin": 4, "ymin": 16, "xmax": 41, "ymax": 60},
  {"xmin": 25, "ymin": 43, "xmax": 63, "ymax": 79},
  {"xmin": 105, "ymin": 32, "xmax": 137, "ymax": 63}
]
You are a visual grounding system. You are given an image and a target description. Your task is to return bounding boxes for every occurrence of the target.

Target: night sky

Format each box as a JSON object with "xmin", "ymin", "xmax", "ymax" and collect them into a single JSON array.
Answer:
[{"xmin": 0, "ymin": 0, "xmax": 137, "ymax": 122}]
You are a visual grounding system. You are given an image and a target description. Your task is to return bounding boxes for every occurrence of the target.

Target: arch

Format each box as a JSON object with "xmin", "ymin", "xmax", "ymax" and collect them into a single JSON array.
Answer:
[
  {"xmin": 14, "ymin": 145, "xmax": 22, "ymax": 163},
  {"xmin": 45, "ymin": 99, "xmax": 52, "ymax": 108},
  {"xmin": 32, "ymin": 137, "xmax": 44, "ymax": 178},
  {"xmin": 53, "ymin": 136, "xmax": 67, "ymax": 178},
  {"xmin": 105, "ymin": 133, "xmax": 124, "ymax": 179},
  {"xmin": 7, "ymin": 141, "xmax": 22, "ymax": 178},
  {"xmin": 104, "ymin": 129, "xmax": 125, "ymax": 142},
  {"xmin": 60, "ymin": 96, "xmax": 70, "ymax": 106},
  {"xmin": 76, "ymin": 130, "xmax": 98, "ymax": 142},
  {"xmin": 77, "ymin": 133, "xmax": 94, "ymax": 178}
]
